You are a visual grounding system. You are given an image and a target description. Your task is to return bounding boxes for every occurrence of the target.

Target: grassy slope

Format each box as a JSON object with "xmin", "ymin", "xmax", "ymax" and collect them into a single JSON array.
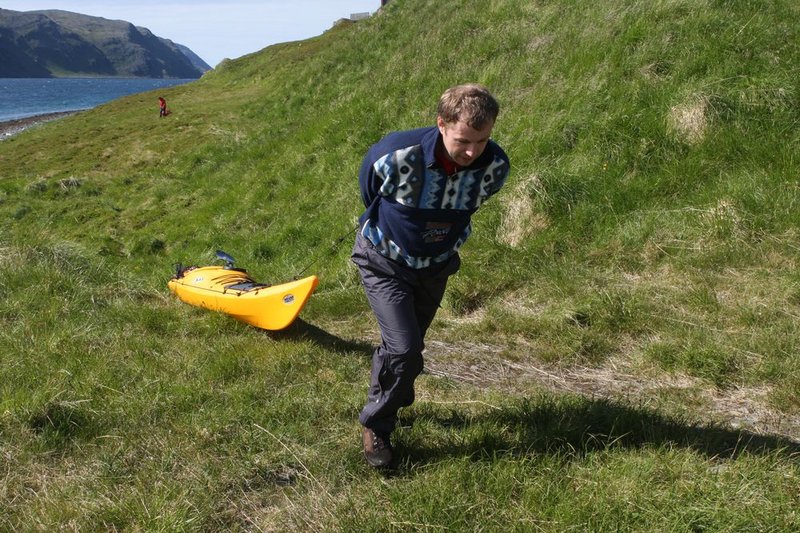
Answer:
[{"xmin": 1, "ymin": 0, "xmax": 799, "ymax": 529}]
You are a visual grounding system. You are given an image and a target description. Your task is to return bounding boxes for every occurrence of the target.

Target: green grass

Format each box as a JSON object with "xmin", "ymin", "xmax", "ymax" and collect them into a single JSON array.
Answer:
[{"xmin": 2, "ymin": 0, "xmax": 800, "ymax": 529}]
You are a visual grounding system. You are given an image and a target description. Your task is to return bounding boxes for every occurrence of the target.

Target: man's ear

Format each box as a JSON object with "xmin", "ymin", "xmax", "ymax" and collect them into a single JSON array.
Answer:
[{"xmin": 436, "ymin": 116, "xmax": 446, "ymax": 133}]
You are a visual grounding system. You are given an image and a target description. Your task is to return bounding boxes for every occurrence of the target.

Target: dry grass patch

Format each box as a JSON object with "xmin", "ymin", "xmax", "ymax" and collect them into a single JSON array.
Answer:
[
  {"xmin": 527, "ymin": 34, "xmax": 555, "ymax": 52},
  {"xmin": 0, "ymin": 244, "xmax": 24, "ymax": 267},
  {"xmin": 421, "ymin": 339, "xmax": 800, "ymax": 442},
  {"xmin": 124, "ymin": 140, "xmax": 159, "ymax": 167},
  {"xmin": 668, "ymin": 94, "xmax": 710, "ymax": 145},
  {"xmin": 208, "ymin": 124, "xmax": 247, "ymax": 144},
  {"xmin": 498, "ymin": 173, "xmax": 550, "ymax": 247}
]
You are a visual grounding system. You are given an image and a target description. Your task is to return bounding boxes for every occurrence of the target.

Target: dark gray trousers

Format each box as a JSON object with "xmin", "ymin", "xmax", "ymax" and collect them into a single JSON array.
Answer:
[{"xmin": 352, "ymin": 234, "xmax": 460, "ymax": 436}]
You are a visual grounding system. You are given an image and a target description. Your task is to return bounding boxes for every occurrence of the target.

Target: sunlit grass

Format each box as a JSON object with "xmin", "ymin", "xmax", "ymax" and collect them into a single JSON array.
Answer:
[{"xmin": 2, "ymin": 0, "xmax": 800, "ymax": 529}]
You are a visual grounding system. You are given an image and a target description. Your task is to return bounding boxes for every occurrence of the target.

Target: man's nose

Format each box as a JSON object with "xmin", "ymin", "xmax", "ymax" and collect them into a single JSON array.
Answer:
[{"xmin": 465, "ymin": 145, "xmax": 479, "ymax": 157}]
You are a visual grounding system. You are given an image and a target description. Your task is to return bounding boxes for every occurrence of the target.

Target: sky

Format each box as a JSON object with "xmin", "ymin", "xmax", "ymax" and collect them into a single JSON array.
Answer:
[{"xmin": 1, "ymin": 0, "xmax": 381, "ymax": 67}]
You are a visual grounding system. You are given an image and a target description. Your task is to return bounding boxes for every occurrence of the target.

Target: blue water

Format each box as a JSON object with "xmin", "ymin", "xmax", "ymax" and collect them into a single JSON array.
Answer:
[{"xmin": 0, "ymin": 78, "xmax": 195, "ymax": 122}]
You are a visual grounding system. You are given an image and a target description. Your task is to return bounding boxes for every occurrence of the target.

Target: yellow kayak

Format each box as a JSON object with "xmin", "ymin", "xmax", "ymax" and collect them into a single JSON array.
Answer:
[{"xmin": 168, "ymin": 252, "xmax": 318, "ymax": 330}]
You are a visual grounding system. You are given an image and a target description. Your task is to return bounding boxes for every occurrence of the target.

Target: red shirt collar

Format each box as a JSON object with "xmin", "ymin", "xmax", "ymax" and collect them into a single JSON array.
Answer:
[{"xmin": 435, "ymin": 142, "xmax": 462, "ymax": 176}]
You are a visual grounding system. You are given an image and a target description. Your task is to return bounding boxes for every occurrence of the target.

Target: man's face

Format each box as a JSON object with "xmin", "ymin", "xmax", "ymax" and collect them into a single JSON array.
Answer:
[{"xmin": 437, "ymin": 116, "xmax": 494, "ymax": 167}]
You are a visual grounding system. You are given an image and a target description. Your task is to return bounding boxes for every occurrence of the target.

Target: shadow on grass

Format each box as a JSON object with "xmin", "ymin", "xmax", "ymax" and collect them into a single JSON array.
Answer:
[
  {"xmin": 265, "ymin": 318, "xmax": 374, "ymax": 356},
  {"xmin": 396, "ymin": 395, "xmax": 800, "ymax": 470}
]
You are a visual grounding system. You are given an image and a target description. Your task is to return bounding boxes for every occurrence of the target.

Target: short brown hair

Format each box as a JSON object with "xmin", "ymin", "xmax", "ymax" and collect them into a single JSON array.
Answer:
[{"xmin": 437, "ymin": 84, "xmax": 500, "ymax": 129}]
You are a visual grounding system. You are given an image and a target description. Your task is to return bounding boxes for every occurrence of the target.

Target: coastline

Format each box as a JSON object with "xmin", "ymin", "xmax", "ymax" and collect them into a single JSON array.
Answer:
[{"xmin": 0, "ymin": 111, "xmax": 79, "ymax": 140}]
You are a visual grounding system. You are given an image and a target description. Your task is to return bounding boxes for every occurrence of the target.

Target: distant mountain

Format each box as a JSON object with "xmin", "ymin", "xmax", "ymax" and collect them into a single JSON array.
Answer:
[
  {"xmin": 175, "ymin": 43, "xmax": 212, "ymax": 73},
  {"xmin": 0, "ymin": 9, "xmax": 211, "ymax": 78}
]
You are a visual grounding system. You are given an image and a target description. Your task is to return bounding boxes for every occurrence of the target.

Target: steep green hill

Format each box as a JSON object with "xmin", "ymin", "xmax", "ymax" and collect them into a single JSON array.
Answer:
[{"xmin": 1, "ymin": 0, "xmax": 799, "ymax": 529}]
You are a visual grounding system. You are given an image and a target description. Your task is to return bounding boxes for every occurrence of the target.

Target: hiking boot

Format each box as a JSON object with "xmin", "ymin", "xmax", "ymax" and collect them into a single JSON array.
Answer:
[{"xmin": 362, "ymin": 427, "xmax": 392, "ymax": 468}]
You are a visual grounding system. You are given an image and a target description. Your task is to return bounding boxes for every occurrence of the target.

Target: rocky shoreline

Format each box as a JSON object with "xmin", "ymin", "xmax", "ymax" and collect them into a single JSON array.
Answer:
[{"xmin": 0, "ymin": 111, "xmax": 79, "ymax": 140}]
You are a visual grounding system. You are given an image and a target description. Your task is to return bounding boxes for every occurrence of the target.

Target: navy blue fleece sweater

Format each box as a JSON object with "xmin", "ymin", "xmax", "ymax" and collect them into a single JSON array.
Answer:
[{"xmin": 358, "ymin": 126, "xmax": 510, "ymax": 269}]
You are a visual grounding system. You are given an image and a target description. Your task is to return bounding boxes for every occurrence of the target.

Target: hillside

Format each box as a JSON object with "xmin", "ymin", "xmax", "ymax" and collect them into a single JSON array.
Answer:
[
  {"xmin": 0, "ymin": 8, "xmax": 210, "ymax": 78},
  {"xmin": 1, "ymin": 0, "xmax": 799, "ymax": 529}
]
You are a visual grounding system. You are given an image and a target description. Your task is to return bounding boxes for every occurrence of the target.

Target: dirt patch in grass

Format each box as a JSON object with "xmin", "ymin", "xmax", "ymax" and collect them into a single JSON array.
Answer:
[{"xmin": 421, "ymin": 339, "xmax": 800, "ymax": 443}]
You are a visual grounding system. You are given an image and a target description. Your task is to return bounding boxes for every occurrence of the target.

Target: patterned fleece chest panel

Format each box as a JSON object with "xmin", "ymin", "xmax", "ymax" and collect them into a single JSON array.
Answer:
[{"xmin": 375, "ymin": 145, "xmax": 508, "ymax": 210}]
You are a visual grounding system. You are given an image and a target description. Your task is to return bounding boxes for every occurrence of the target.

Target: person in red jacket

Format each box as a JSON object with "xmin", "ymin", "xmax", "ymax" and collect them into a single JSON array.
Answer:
[{"xmin": 158, "ymin": 97, "xmax": 168, "ymax": 117}]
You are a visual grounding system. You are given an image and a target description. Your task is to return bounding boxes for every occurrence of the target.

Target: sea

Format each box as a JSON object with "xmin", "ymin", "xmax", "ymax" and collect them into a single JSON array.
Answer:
[{"xmin": 0, "ymin": 78, "xmax": 196, "ymax": 122}]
